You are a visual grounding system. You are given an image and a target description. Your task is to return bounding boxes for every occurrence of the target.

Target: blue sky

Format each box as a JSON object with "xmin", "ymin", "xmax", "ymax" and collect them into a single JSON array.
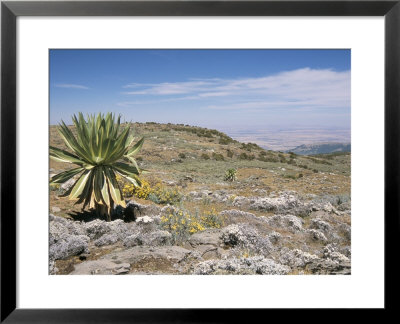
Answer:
[{"xmin": 50, "ymin": 49, "xmax": 350, "ymax": 136}]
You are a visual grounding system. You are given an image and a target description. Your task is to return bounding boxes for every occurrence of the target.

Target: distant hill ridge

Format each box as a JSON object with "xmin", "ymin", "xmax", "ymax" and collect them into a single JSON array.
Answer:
[{"xmin": 286, "ymin": 142, "xmax": 351, "ymax": 155}]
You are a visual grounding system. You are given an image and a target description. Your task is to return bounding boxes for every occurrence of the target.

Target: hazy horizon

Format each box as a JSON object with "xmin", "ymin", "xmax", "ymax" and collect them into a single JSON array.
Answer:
[{"xmin": 50, "ymin": 49, "xmax": 350, "ymax": 150}]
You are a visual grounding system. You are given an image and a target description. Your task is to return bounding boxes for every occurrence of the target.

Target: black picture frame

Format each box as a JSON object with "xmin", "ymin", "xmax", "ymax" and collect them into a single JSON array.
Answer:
[{"xmin": 1, "ymin": 0, "xmax": 398, "ymax": 322}]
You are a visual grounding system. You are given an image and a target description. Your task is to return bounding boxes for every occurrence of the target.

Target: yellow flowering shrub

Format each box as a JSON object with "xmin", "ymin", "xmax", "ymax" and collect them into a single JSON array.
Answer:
[
  {"xmin": 150, "ymin": 183, "xmax": 182, "ymax": 204},
  {"xmin": 160, "ymin": 207, "xmax": 225, "ymax": 244},
  {"xmin": 122, "ymin": 180, "xmax": 152, "ymax": 199},
  {"xmin": 200, "ymin": 207, "xmax": 225, "ymax": 229},
  {"xmin": 119, "ymin": 177, "xmax": 182, "ymax": 205},
  {"xmin": 49, "ymin": 183, "xmax": 61, "ymax": 192},
  {"xmin": 160, "ymin": 208, "xmax": 205, "ymax": 244}
]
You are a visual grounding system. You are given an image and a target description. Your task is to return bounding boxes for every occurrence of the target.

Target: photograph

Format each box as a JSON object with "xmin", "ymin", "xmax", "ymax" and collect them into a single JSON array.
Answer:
[{"xmin": 49, "ymin": 49, "xmax": 351, "ymax": 276}]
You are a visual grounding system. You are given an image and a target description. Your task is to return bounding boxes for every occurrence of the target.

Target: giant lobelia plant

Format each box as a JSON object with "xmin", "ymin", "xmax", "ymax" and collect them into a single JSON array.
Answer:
[{"xmin": 49, "ymin": 113, "xmax": 144, "ymax": 221}]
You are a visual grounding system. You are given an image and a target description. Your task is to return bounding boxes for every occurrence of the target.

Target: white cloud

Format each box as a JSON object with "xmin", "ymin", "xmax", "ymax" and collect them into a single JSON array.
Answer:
[
  {"xmin": 121, "ymin": 68, "xmax": 350, "ymax": 111},
  {"xmin": 55, "ymin": 84, "xmax": 89, "ymax": 89}
]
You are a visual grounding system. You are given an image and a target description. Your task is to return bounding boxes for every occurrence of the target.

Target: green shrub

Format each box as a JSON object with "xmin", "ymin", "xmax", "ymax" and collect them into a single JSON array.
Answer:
[
  {"xmin": 224, "ymin": 168, "xmax": 237, "ymax": 182},
  {"xmin": 201, "ymin": 153, "xmax": 210, "ymax": 160},
  {"xmin": 239, "ymin": 153, "xmax": 248, "ymax": 160},
  {"xmin": 160, "ymin": 207, "xmax": 225, "ymax": 245},
  {"xmin": 226, "ymin": 149, "xmax": 234, "ymax": 158},
  {"xmin": 239, "ymin": 152, "xmax": 255, "ymax": 160},
  {"xmin": 178, "ymin": 153, "xmax": 186, "ymax": 159},
  {"xmin": 212, "ymin": 152, "xmax": 225, "ymax": 161},
  {"xmin": 49, "ymin": 113, "xmax": 144, "ymax": 221}
]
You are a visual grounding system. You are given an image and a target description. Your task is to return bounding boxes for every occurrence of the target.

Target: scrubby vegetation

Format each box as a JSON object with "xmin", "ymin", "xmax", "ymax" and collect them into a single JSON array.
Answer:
[
  {"xmin": 224, "ymin": 168, "xmax": 237, "ymax": 182},
  {"xmin": 49, "ymin": 121, "xmax": 351, "ymax": 276}
]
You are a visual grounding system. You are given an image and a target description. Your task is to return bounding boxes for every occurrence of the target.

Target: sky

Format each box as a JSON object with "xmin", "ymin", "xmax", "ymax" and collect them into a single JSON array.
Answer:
[{"xmin": 49, "ymin": 49, "xmax": 350, "ymax": 141}]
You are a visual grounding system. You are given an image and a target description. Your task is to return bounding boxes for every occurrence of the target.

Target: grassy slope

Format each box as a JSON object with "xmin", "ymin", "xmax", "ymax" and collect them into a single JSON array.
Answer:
[{"xmin": 49, "ymin": 122, "xmax": 351, "ymax": 218}]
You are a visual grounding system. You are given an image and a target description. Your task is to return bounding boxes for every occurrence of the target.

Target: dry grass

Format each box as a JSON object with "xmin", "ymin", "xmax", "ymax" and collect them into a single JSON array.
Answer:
[{"xmin": 50, "ymin": 122, "xmax": 350, "ymax": 218}]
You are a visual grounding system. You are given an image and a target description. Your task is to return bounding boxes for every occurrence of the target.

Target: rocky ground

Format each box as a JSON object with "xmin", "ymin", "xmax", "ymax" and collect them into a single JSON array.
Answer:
[
  {"xmin": 49, "ymin": 190, "xmax": 351, "ymax": 275},
  {"xmin": 49, "ymin": 123, "xmax": 350, "ymax": 275}
]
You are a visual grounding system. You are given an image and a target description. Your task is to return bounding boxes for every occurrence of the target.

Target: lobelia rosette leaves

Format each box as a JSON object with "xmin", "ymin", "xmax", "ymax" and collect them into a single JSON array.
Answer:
[{"xmin": 49, "ymin": 112, "xmax": 145, "ymax": 220}]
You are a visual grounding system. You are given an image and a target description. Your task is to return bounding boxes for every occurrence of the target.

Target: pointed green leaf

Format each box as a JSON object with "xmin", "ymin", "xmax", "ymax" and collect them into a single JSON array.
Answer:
[
  {"xmin": 69, "ymin": 170, "xmax": 92, "ymax": 200},
  {"xmin": 104, "ymin": 167, "xmax": 125, "ymax": 207},
  {"xmin": 50, "ymin": 167, "xmax": 84, "ymax": 184},
  {"xmin": 125, "ymin": 137, "xmax": 144, "ymax": 157},
  {"xmin": 100, "ymin": 168, "xmax": 110, "ymax": 206},
  {"xmin": 49, "ymin": 146, "xmax": 85, "ymax": 165}
]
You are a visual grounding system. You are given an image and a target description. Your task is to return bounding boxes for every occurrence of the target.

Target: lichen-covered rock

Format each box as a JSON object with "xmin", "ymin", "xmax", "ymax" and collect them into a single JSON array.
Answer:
[
  {"xmin": 340, "ymin": 246, "xmax": 351, "ymax": 258},
  {"xmin": 49, "ymin": 215, "xmax": 90, "ymax": 260},
  {"xmin": 123, "ymin": 233, "xmax": 143, "ymax": 247},
  {"xmin": 307, "ymin": 229, "xmax": 328, "ymax": 242},
  {"xmin": 188, "ymin": 229, "xmax": 222, "ymax": 247},
  {"xmin": 123, "ymin": 230, "xmax": 172, "ymax": 247},
  {"xmin": 49, "ymin": 260, "xmax": 58, "ymax": 275},
  {"xmin": 323, "ymin": 202, "xmax": 339, "ymax": 214},
  {"xmin": 338, "ymin": 223, "xmax": 351, "ymax": 241},
  {"xmin": 94, "ymin": 233, "xmax": 119, "ymax": 247},
  {"xmin": 337, "ymin": 201, "xmax": 351, "ymax": 211},
  {"xmin": 49, "ymin": 233, "xmax": 90, "ymax": 260},
  {"xmin": 306, "ymin": 259, "xmax": 351, "ymax": 275},
  {"xmin": 50, "ymin": 214, "xmax": 86, "ymax": 236},
  {"xmin": 279, "ymin": 248, "xmax": 320, "ymax": 268},
  {"xmin": 266, "ymin": 215, "xmax": 303, "ymax": 233},
  {"xmin": 84, "ymin": 220, "xmax": 112, "ymax": 240},
  {"xmin": 323, "ymin": 244, "xmax": 350, "ymax": 263},
  {"xmin": 248, "ymin": 192, "xmax": 300, "ymax": 211},
  {"xmin": 127, "ymin": 201, "xmax": 162, "ymax": 217},
  {"xmin": 232, "ymin": 196, "xmax": 250, "ymax": 208},
  {"xmin": 71, "ymin": 260, "xmax": 131, "ymax": 275},
  {"xmin": 220, "ymin": 224, "xmax": 256, "ymax": 247},
  {"xmin": 146, "ymin": 230, "xmax": 172, "ymax": 246},
  {"xmin": 220, "ymin": 224, "xmax": 272, "ymax": 256},
  {"xmin": 268, "ymin": 232, "xmax": 282, "ymax": 244},
  {"xmin": 193, "ymin": 256, "xmax": 290, "ymax": 275},
  {"xmin": 309, "ymin": 218, "xmax": 332, "ymax": 233},
  {"xmin": 60, "ymin": 177, "xmax": 76, "ymax": 192},
  {"xmin": 136, "ymin": 216, "xmax": 154, "ymax": 224},
  {"xmin": 85, "ymin": 219, "xmax": 131, "ymax": 241}
]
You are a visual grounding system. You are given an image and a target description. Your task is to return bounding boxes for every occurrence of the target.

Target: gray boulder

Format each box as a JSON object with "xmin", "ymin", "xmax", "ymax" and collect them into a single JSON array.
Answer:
[
  {"xmin": 266, "ymin": 215, "xmax": 303, "ymax": 233},
  {"xmin": 220, "ymin": 224, "xmax": 273, "ymax": 256},
  {"xmin": 279, "ymin": 248, "xmax": 320, "ymax": 268},
  {"xmin": 248, "ymin": 192, "xmax": 300, "ymax": 211},
  {"xmin": 71, "ymin": 260, "xmax": 131, "ymax": 275},
  {"xmin": 188, "ymin": 229, "xmax": 222, "ymax": 247},
  {"xmin": 85, "ymin": 219, "xmax": 131, "ymax": 241},
  {"xmin": 49, "ymin": 260, "xmax": 58, "ymax": 275},
  {"xmin": 49, "ymin": 215, "xmax": 90, "ymax": 260},
  {"xmin": 60, "ymin": 177, "xmax": 76, "ymax": 192},
  {"xmin": 194, "ymin": 256, "xmax": 290, "ymax": 275},
  {"xmin": 49, "ymin": 233, "xmax": 89, "ymax": 261},
  {"xmin": 323, "ymin": 244, "xmax": 350, "ymax": 263},
  {"xmin": 126, "ymin": 201, "xmax": 162, "ymax": 217},
  {"xmin": 146, "ymin": 230, "xmax": 173, "ymax": 246},
  {"xmin": 123, "ymin": 230, "xmax": 172, "ymax": 247},
  {"xmin": 94, "ymin": 233, "xmax": 120, "ymax": 247},
  {"xmin": 268, "ymin": 232, "xmax": 282, "ymax": 244},
  {"xmin": 123, "ymin": 233, "xmax": 143, "ymax": 247},
  {"xmin": 307, "ymin": 229, "xmax": 328, "ymax": 242},
  {"xmin": 309, "ymin": 218, "xmax": 332, "ymax": 233}
]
